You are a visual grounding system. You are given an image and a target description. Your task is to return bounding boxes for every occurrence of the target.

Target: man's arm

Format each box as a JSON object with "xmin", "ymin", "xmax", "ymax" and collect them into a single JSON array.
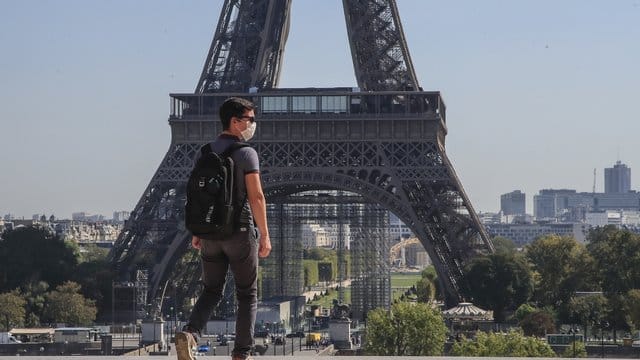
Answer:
[{"xmin": 245, "ymin": 172, "xmax": 271, "ymax": 257}]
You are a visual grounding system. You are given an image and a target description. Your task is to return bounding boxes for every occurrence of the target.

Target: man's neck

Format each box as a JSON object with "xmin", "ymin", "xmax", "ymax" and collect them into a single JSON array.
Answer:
[{"xmin": 221, "ymin": 131, "xmax": 242, "ymax": 140}]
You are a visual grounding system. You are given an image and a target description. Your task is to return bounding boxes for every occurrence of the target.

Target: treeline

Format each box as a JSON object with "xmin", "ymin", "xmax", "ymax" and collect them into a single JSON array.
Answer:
[
  {"xmin": 364, "ymin": 226, "xmax": 640, "ymax": 356},
  {"xmin": 463, "ymin": 225, "xmax": 640, "ymax": 339},
  {"xmin": 0, "ymin": 227, "xmax": 112, "ymax": 330}
]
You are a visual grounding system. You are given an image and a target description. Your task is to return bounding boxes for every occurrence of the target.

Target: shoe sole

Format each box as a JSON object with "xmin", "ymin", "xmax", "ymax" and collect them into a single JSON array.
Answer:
[{"xmin": 175, "ymin": 332, "xmax": 196, "ymax": 360}]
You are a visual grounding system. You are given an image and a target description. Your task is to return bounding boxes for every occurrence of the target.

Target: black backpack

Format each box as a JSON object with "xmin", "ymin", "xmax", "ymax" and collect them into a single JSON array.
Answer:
[{"xmin": 185, "ymin": 142, "xmax": 249, "ymax": 238}]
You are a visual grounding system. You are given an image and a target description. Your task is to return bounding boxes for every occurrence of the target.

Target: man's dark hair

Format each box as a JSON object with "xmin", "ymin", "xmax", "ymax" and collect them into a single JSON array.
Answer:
[{"xmin": 219, "ymin": 97, "xmax": 255, "ymax": 130}]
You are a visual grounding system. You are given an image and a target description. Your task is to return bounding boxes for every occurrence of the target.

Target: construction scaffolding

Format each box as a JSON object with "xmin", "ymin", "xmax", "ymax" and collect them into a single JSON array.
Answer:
[
  {"xmin": 260, "ymin": 191, "xmax": 391, "ymax": 320},
  {"xmin": 350, "ymin": 204, "xmax": 391, "ymax": 320}
]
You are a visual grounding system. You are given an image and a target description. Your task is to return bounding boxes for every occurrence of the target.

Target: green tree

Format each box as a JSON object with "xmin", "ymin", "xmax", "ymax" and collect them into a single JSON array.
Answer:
[
  {"xmin": 303, "ymin": 260, "xmax": 319, "ymax": 287},
  {"xmin": 587, "ymin": 227, "xmax": 640, "ymax": 338},
  {"xmin": 42, "ymin": 281, "xmax": 97, "ymax": 326},
  {"xmin": 20, "ymin": 281, "xmax": 49, "ymax": 327},
  {"xmin": 587, "ymin": 227, "xmax": 640, "ymax": 295},
  {"xmin": 525, "ymin": 235, "xmax": 595, "ymax": 309},
  {"xmin": 416, "ymin": 266, "xmax": 438, "ymax": 302},
  {"xmin": 451, "ymin": 329, "xmax": 555, "ymax": 357},
  {"xmin": 514, "ymin": 303, "xmax": 536, "ymax": 322},
  {"xmin": 626, "ymin": 289, "xmax": 640, "ymax": 330},
  {"xmin": 72, "ymin": 257, "xmax": 113, "ymax": 320},
  {"xmin": 492, "ymin": 236, "xmax": 517, "ymax": 254},
  {"xmin": 519, "ymin": 309, "xmax": 556, "ymax": 337},
  {"xmin": 569, "ymin": 293, "xmax": 607, "ymax": 340},
  {"xmin": 0, "ymin": 227, "xmax": 79, "ymax": 292},
  {"xmin": 0, "ymin": 290, "xmax": 26, "ymax": 331},
  {"xmin": 465, "ymin": 252, "xmax": 533, "ymax": 322},
  {"xmin": 365, "ymin": 302, "xmax": 447, "ymax": 356}
]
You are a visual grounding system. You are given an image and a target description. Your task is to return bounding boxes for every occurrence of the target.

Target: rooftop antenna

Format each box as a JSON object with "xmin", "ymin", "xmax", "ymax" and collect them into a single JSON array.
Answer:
[{"xmin": 592, "ymin": 168, "xmax": 596, "ymax": 193}]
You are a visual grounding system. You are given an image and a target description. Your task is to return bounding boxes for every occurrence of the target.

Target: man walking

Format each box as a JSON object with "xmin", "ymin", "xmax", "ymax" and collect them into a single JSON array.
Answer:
[{"xmin": 176, "ymin": 97, "xmax": 271, "ymax": 360}]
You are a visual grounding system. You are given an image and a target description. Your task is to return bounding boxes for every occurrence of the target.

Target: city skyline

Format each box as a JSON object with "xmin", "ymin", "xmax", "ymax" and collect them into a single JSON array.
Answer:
[{"xmin": 1, "ymin": 1, "xmax": 639, "ymax": 219}]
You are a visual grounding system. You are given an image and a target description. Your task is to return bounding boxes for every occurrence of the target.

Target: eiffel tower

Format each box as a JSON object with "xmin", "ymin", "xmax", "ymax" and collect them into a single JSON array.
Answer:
[{"xmin": 109, "ymin": 0, "xmax": 494, "ymax": 320}]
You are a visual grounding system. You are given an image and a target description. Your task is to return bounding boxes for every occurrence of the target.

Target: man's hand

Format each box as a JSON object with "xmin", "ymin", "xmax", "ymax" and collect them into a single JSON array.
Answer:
[
  {"xmin": 258, "ymin": 234, "xmax": 271, "ymax": 258},
  {"xmin": 191, "ymin": 235, "xmax": 202, "ymax": 250}
]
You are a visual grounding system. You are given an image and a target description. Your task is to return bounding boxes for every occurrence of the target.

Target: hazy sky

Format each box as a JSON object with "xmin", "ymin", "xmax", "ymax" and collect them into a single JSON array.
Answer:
[{"xmin": 1, "ymin": 0, "xmax": 639, "ymax": 219}]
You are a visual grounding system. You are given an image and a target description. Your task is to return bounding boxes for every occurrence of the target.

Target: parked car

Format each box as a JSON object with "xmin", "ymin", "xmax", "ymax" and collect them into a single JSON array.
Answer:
[
  {"xmin": 197, "ymin": 344, "xmax": 210, "ymax": 353},
  {"xmin": 286, "ymin": 331, "xmax": 305, "ymax": 338}
]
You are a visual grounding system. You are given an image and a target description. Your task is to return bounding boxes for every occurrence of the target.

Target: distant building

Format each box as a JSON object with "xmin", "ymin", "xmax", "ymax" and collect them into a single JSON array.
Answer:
[
  {"xmin": 477, "ymin": 212, "xmax": 503, "ymax": 225},
  {"xmin": 300, "ymin": 222, "xmax": 351, "ymax": 249},
  {"xmin": 533, "ymin": 188, "xmax": 640, "ymax": 222},
  {"xmin": 500, "ymin": 190, "xmax": 526, "ymax": 216},
  {"xmin": 255, "ymin": 296, "xmax": 306, "ymax": 333},
  {"xmin": 533, "ymin": 189, "xmax": 576, "ymax": 219},
  {"xmin": 71, "ymin": 212, "xmax": 105, "ymax": 222},
  {"xmin": 389, "ymin": 212, "xmax": 413, "ymax": 240},
  {"xmin": 585, "ymin": 210, "xmax": 640, "ymax": 227},
  {"xmin": 485, "ymin": 223, "xmax": 589, "ymax": 247},
  {"xmin": 403, "ymin": 243, "xmax": 430, "ymax": 268},
  {"xmin": 605, "ymin": 161, "xmax": 631, "ymax": 194},
  {"xmin": 112, "ymin": 211, "xmax": 130, "ymax": 223}
]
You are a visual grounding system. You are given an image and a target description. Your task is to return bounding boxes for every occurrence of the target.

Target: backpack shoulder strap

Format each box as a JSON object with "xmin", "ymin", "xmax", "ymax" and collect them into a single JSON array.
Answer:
[{"xmin": 200, "ymin": 143, "xmax": 213, "ymax": 156}]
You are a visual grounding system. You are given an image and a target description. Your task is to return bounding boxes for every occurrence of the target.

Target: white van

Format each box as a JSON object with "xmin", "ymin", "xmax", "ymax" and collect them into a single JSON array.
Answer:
[{"xmin": 0, "ymin": 332, "xmax": 22, "ymax": 344}]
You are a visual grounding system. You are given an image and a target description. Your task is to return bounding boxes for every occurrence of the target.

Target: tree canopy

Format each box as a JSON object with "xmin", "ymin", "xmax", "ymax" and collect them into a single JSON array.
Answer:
[
  {"xmin": 365, "ymin": 301, "xmax": 447, "ymax": 356},
  {"xmin": 491, "ymin": 236, "xmax": 517, "ymax": 254},
  {"xmin": 42, "ymin": 281, "xmax": 97, "ymax": 326},
  {"xmin": 415, "ymin": 266, "xmax": 439, "ymax": 302},
  {"xmin": 451, "ymin": 329, "xmax": 555, "ymax": 357},
  {"xmin": 568, "ymin": 293, "xmax": 607, "ymax": 340},
  {"xmin": 0, "ymin": 227, "xmax": 79, "ymax": 292},
  {"xmin": 464, "ymin": 252, "xmax": 533, "ymax": 322},
  {"xmin": 519, "ymin": 309, "xmax": 556, "ymax": 337},
  {"xmin": 587, "ymin": 226, "xmax": 640, "ymax": 296},
  {"xmin": 525, "ymin": 235, "xmax": 595, "ymax": 309},
  {"xmin": 0, "ymin": 290, "xmax": 26, "ymax": 331}
]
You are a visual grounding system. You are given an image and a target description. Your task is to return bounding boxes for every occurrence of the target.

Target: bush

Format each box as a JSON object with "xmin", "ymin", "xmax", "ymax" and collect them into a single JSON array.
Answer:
[
  {"xmin": 451, "ymin": 329, "xmax": 555, "ymax": 357},
  {"xmin": 561, "ymin": 341, "xmax": 587, "ymax": 358}
]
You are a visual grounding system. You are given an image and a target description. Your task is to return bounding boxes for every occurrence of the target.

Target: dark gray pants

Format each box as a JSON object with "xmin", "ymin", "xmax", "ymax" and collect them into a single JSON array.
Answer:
[{"xmin": 187, "ymin": 228, "xmax": 258, "ymax": 358}]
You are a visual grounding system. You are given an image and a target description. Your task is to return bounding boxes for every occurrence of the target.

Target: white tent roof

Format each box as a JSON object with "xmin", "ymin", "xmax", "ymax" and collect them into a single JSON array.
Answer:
[{"xmin": 442, "ymin": 302, "xmax": 493, "ymax": 320}]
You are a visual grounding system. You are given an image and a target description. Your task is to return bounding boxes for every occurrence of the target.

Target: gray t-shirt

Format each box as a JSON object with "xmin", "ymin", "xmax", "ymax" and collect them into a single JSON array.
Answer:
[{"xmin": 197, "ymin": 134, "xmax": 260, "ymax": 227}]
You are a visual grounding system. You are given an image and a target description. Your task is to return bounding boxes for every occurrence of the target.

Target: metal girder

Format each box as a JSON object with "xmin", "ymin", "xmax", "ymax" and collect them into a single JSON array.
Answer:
[
  {"xmin": 254, "ymin": 139, "xmax": 492, "ymax": 305},
  {"xmin": 198, "ymin": 0, "xmax": 416, "ymax": 93},
  {"xmin": 343, "ymin": 0, "xmax": 419, "ymax": 91},
  {"xmin": 196, "ymin": 0, "xmax": 291, "ymax": 93}
]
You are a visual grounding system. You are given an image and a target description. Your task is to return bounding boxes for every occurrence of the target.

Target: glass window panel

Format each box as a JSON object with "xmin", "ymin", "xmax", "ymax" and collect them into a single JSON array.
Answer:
[
  {"xmin": 291, "ymin": 96, "xmax": 317, "ymax": 113},
  {"xmin": 321, "ymin": 96, "xmax": 347, "ymax": 113},
  {"xmin": 261, "ymin": 96, "xmax": 288, "ymax": 113}
]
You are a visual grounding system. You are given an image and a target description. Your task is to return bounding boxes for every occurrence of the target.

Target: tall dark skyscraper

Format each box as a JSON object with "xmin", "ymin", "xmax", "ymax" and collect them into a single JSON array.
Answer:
[
  {"xmin": 501, "ymin": 190, "xmax": 526, "ymax": 215},
  {"xmin": 605, "ymin": 161, "xmax": 631, "ymax": 193}
]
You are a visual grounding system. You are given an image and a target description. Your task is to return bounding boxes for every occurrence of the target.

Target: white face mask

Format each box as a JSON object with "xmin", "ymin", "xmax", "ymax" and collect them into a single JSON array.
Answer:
[{"xmin": 241, "ymin": 121, "xmax": 256, "ymax": 141}]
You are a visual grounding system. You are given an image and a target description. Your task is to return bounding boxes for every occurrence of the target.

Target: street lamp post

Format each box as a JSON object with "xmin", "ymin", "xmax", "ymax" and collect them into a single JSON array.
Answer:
[
  {"xmin": 601, "ymin": 327, "xmax": 604, "ymax": 358},
  {"xmin": 153, "ymin": 316, "xmax": 157, "ymax": 353},
  {"xmin": 138, "ymin": 324, "xmax": 141, "ymax": 356},
  {"xmin": 171, "ymin": 306, "xmax": 176, "ymax": 345},
  {"xmin": 600, "ymin": 321, "xmax": 609, "ymax": 358},
  {"xmin": 573, "ymin": 328, "xmax": 576, "ymax": 358}
]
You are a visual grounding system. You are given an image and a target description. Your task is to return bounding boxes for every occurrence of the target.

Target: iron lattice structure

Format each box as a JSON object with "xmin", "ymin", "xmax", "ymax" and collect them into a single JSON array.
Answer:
[
  {"xmin": 109, "ymin": 0, "xmax": 493, "ymax": 319},
  {"xmin": 261, "ymin": 192, "xmax": 390, "ymax": 320}
]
